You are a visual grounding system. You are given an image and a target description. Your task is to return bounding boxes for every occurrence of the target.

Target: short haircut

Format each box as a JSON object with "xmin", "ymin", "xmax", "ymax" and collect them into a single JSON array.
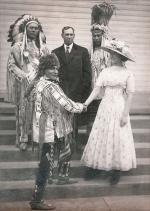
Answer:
[{"xmin": 62, "ymin": 26, "xmax": 75, "ymax": 34}]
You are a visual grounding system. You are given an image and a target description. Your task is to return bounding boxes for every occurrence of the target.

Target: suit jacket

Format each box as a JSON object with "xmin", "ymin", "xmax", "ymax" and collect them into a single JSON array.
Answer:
[{"xmin": 52, "ymin": 43, "xmax": 91, "ymax": 102}]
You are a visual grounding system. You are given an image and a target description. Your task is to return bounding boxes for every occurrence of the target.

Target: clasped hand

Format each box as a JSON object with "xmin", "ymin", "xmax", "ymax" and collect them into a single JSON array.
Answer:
[
  {"xmin": 120, "ymin": 115, "xmax": 128, "ymax": 127},
  {"xmin": 82, "ymin": 103, "xmax": 88, "ymax": 112}
]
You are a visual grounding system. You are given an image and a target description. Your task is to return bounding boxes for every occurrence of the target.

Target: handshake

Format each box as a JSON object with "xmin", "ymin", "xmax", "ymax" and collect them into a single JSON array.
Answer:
[{"xmin": 82, "ymin": 103, "xmax": 88, "ymax": 112}]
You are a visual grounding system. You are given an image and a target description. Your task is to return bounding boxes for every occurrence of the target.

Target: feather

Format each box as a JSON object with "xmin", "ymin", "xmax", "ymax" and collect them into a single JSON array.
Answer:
[
  {"xmin": 7, "ymin": 14, "xmax": 43, "ymax": 45},
  {"xmin": 91, "ymin": 1, "xmax": 116, "ymax": 26}
]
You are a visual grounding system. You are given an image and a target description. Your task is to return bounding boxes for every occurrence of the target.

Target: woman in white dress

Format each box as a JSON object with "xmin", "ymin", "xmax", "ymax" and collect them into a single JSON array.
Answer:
[{"xmin": 81, "ymin": 39, "xmax": 136, "ymax": 185}]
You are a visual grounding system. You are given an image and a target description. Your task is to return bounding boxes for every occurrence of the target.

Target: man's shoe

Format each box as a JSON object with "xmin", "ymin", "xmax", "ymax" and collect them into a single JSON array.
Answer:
[
  {"xmin": 56, "ymin": 179, "xmax": 78, "ymax": 185},
  {"xmin": 19, "ymin": 142, "xmax": 28, "ymax": 151},
  {"xmin": 29, "ymin": 201, "xmax": 55, "ymax": 210}
]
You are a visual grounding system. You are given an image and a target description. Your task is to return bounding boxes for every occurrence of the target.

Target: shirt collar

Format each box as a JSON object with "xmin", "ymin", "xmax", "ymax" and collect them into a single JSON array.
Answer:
[{"xmin": 64, "ymin": 43, "xmax": 73, "ymax": 53}]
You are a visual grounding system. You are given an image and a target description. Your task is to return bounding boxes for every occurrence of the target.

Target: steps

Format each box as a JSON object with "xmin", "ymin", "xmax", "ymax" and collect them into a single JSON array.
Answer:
[
  {"xmin": 0, "ymin": 102, "xmax": 150, "ymax": 202},
  {"xmin": 0, "ymin": 176, "xmax": 150, "ymax": 202}
]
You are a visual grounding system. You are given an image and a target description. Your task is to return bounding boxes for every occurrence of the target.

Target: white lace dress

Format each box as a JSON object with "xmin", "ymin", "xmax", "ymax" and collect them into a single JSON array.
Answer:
[{"xmin": 81, "ymin": 66, "xmax": 136, "ymax": 171}]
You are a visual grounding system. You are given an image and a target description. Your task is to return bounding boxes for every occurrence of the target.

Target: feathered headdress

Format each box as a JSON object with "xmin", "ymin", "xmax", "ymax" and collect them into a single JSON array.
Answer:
[
  {"xmin": 7, "ymin": 14, "xmax": 44, "ymax": 46},
  {"xmin": 91, "ymin": 1, "xmax": 116, "ymax": 35},
  {"xmin": 90, "ymin": 1, "xmax": 116, "ymax": 91},
  {"xmin": 91, "ymin": 1, "xmax": 116, "ymax": 26},
  {"xmin": 7, "ymin": 14, "xmax": 47, "ymax": 66}
]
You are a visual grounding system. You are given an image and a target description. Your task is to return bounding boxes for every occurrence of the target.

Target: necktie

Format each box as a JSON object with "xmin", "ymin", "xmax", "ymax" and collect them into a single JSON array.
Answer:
[{"xmin": 65, "ymin": 46, "xmax": 70, "ymax": 62}]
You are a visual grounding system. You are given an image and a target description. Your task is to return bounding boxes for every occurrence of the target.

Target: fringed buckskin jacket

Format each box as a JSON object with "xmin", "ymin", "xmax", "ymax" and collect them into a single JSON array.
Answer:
[
  {"xmin": 33, "ymin": 76, "xmax": 83, "ymax": 143},
  {"xmin": 7, "ymin": 41, "xmax": 49, "ymax": 134}
]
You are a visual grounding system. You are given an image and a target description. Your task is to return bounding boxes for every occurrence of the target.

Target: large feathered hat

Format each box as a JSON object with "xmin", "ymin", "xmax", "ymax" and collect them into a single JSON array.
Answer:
[{"xmin": 101, "ymin": 39, "xmax": 135, "ymax": 62}]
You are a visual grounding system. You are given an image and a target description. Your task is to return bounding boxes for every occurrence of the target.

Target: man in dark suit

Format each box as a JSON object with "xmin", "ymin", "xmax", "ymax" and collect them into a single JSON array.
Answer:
[
  {"xmin": 52, "ymin": 26, "xmax": 91, "ymax": 103},
  {"xmin": 52, "ymin": 26, "xmax": 91, "ymax": 153}
]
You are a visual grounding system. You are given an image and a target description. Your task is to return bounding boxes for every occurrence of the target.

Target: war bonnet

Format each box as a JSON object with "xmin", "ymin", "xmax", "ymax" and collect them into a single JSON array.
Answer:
[
  {"xmin": 91, "ymin": 0, "xmax": 116, "ymax": 35},
  {"xmin": 7, "ymin": 14, "xmax": 45, "ymax": 45}
]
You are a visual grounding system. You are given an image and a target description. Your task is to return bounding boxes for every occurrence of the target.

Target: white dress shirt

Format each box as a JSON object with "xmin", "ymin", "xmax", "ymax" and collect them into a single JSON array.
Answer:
[{"xmin": 64, "ymin": 43, "xmax": 73, "ymax": 53}]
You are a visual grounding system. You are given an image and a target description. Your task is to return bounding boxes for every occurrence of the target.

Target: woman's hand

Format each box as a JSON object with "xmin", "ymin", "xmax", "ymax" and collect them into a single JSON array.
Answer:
[
  {"xmin": 120, "ymin": 115, "xmax": 128, "ymax": 127},
  {"xmin": 82, "ymin": 103, "xmax": 88, "ymax": 112}
]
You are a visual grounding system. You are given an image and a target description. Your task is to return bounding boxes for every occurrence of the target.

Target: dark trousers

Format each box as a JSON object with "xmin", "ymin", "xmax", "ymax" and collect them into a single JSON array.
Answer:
[
  {"xmin": 31, "ymin": 143, "xmax": 53, "ymax": 203},
  {"xmin": 72, "ymin": 114, "xmax": 79, "ymax": 149},
  {"xmin": 36, "ymin": 143, "xmax": 53, "ymax": 187}
]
